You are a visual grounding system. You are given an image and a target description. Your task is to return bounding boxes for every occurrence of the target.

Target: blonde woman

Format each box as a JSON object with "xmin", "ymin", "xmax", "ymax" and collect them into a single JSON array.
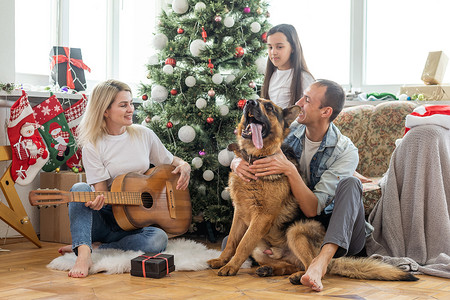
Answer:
[{"xmin": 58, "ymin": 79, "xmax": 191, "ymax": 278}]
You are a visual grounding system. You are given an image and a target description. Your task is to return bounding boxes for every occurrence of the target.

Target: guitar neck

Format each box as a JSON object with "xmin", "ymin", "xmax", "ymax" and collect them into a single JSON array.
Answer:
[{"xmin": 70, "ymin": 191, "xmax": 143, "ymax": 205}]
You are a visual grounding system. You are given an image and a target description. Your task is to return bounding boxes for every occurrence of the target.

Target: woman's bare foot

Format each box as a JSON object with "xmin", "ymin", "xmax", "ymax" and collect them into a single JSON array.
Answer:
[
  {"xmin": 58, "ymin": 244, "xmax": 73, "ymax": 255},
  {"xmin": 68, "ymin": 245, "xmax": 92, "ymax": 278}
]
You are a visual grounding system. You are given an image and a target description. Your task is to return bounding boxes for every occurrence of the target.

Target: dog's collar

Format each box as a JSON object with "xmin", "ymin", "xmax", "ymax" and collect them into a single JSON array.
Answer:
[{"xmin": 240, "ymin": 149, "xmax": 272, "ymax": 165}]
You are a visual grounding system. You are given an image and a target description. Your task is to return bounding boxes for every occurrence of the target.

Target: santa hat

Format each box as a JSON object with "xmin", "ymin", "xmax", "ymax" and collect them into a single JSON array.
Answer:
[
  {"xmin": 49, "ymin": 122, "xmax": 62, "ymax": 134},
  {"xmin": 405, "ymin": 105, "xmax": 450, "ymax": 134}
]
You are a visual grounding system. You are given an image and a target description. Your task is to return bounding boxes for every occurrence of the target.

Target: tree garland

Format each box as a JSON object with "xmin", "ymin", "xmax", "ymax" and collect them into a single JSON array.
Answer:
[{"xmin": 0, "ymin": 82, "xmax": 16, "ymax": 93}]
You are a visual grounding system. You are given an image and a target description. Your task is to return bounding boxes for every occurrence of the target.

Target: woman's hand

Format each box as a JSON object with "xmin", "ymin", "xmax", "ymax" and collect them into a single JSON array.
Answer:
[
  {"xmin": 85, "ymin": 194, "xmax": 105, "ymax": 211},
  {"xmin": 173, "ymin": 161, "xmax": 191, "ymax": 190},
  {"xmin": 230, "ymin": 157, "xmax": 257, "ymax": 182},
  {"xmin": 249, "ymin": 151, "xmax": 295, "ymax": 177}
]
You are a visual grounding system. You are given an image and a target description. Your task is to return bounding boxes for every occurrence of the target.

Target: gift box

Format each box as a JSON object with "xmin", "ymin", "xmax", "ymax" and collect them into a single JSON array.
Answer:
[
  {"xmin": 49, "ymin": 46, "xmax": 91, "ymax": 91},
  {"xmin": 399, "ymin": 85, "xmax": 450, "ymax": 101},
  {"xmin": 131, "ymin": 253, "xmax": 175, "ymax": 278},
  {"xmin": 421, "ymin": 51, "xmax": 448, "ymax": 85}
]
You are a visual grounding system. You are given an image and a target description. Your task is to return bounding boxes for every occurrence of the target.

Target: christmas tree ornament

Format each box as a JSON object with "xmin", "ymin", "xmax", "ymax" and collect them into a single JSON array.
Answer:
[
  {"xmin": 55, "ymin": 167, "xmax": 60, "ymax": 173},
  {"xmin": 214, "ymin": 15, "xmax": 222, "ymax": 22},
  {"xmin": 206, "ymin": 117, "xmax": 214, "ymax": 124},
  {"xmin": 199, "ymin": 150, "xmax": 206, "ymax": 156},
  {"xmin": 72, "ymin": 166, "xmax": 79, "ymax": 173},
  {"xmin": 190, "ymin": 39, "xmax": 206, "ymax": 57},
  {"xmin": 208, "ymin": 88, "xmax": 216, "ymax": 97},
  {"xmin": 166, "ymin": 121, "xmax": 173, "ymax": 128},
  {"xmin": 212, "ymin": 73, "xmax": 223, "ymax": 84},
  {"xmin": 207, "ymin": 59, "xmax": 214, "ymax": 73},
  {"xmin": 142, "ymin": 94, "xmax": 148, "ymax": 100},
  {"xmin": 261, "ymin": 32, "xmax": 267, "ymax": 43},
  {"xmin": 142, "ymin": 99, "xmax": 152, "ymax": 109},
  {"xmin": 198, "ymin": 184, "xmax": 206, "ymax": 195},
  {"xmin": 196, "ymin": 98, "xmax": 207, "ymax": 109},
  {"xmin": 162, "ymin": 65, "xmax": 174, "ymax": 74},
  {"xmin": 194, "ymin": 2, "xmax": 206, "ymax": 12},
  {"xmin": 219, "ymin": 104, "xmax": 229, "ymax": 116},
  {"xmin": 7, "ymin": 90, "xmax": 49, "ymax": 185},
  {"xmin": 221, "ymin": 189, "xmax": 231, "ymax": 200},
  {"xmin": 248, "ymin": 81, "xmax": 256, "ymax": 88},
  {"xmin": 165, "ymin": 57, "xmax": 176, "ymax": 67},
  {"xmin": 234, "ymin": 46, "xmax": 245, "ymax": 58},
  {"xmin": 191, "ymin": 157, "xmax": 203, "ymax": 169},
  {"xmin": 178, "ymin": 125, "xmax": 196, "ymax": 143},
  {"xmin": 218, "ymin": 148, "xmax": 234, "ymax": 166},
  {"xmin": 203, "ymin": 170, "xmax": 214, "ymax": 181},
  {"xmin": 152, "ymin": 115, "xmax": 161, "ymax": 122},
  {"xmin": 170, "ymin": 88, "xmax": 178, "ymax": 95},
  {"xmin": 250, "ymin": 22, "xmax": 261, "ymax": 33},
  {"xmin": 177, "ymin": 27, "xmax": 184, "ymax": 34},
  {"xmin": 266, "ymin": 11, "xmax": 270, "ymax": 18},
  {"xmin": 256, "ymin": 57, "xmax": 267, "ymax": 74},
  {"xmin": 64, "ymin": 95, "xmax": 87, "ymax": 171},
  {"xmin": 257, "ymin": 7, "xmax": 263, "ymax": 14},
  {"xmin": 185, "ymin": 76, "xmax": 196, "ymax": 87},
  {"xmin": 151, "ymin": 85, "xmax": 169, "ymax": 102},
  {"xmin": 145, "ymin": 116, "xmax": 151, "ymax": 123},
  {"xmin": 223, "ymin": 16, "xmax": 235, "ymax": 27},
  {"xmin": 398, "ymin": 94, "xmax": 408, "ymax": 101},
  {"xmin": 152, "ymin": 33, "xmax": 168, "ymax": 50},
  {"xmin": 237, "ymin": 99, "xmax": 247, "ymax": 109},
  {"xmin": 243, "ymin": 6, "xmax": 251, "ymax": 14},
  {"xmin": 201, "ymin": 26, "xmax": 207, "ymax": 42},
  {"xmin": 147, "ymin": 54, "xmax": 159, "ymax": 65},
  {"xmin": 225, "ymin": 74, "xmax": 236, "ymax": 83},
  {"xmin": 172, "ymin": 0, "xmax": 189, "ymax": 14}
]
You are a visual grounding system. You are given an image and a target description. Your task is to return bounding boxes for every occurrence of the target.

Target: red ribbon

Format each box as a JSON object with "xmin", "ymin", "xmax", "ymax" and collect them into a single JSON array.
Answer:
[
  {"xmin": 140, "ymin": 253, "xmax": 170, "ymax": 278},
  {"xmin": 50, "ymin": 47, "xmax": 91, "ymax": 89}
]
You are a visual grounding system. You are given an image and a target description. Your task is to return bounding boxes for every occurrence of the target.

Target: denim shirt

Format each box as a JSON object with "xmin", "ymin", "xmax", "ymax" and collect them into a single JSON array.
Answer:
[{"xmin": 285, "ymin": 121, "xmax": 359, "ymax": 215}]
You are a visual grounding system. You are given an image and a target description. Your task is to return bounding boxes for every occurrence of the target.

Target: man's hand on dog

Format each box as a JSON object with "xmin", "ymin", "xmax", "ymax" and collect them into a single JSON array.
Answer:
[
  {"xmin": 230, "ymin": 157, "xmax": 258, "ymax": 182},
  {"xmin": 250, "ymin": 151, "xmax": 295, "ymax": 177}
]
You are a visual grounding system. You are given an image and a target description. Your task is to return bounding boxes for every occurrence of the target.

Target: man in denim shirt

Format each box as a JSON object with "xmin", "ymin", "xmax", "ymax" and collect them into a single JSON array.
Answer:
[{"xmin": 232, "ymin": 79, "xmax": 365, "ymax": 292}]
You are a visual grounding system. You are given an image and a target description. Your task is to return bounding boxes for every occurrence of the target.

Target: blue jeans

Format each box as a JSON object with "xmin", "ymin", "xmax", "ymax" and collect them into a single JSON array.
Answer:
[{"xmin": 69, "ymin": 182, "xmax": 168, "ymax": 255}]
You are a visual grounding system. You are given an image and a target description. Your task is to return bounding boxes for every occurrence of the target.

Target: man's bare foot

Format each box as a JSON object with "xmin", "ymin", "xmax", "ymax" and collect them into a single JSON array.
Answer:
[
  {"xmin": 58, "ymin": 245, "xmax": 73, "ymax": 255},
  {"xmin": 68, "ymin": 245, "xmax": 92, "ymax": 278},
  {"xmin": 301, "ymin": 271, "xmax": 324, "ymax": 292},
  {"xmin": 300, "ymin": 243, "xmax": 338, "ymax": 292}
]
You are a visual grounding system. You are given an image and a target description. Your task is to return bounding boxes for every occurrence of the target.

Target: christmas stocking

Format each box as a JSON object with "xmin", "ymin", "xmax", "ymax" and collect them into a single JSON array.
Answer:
[
  {"xmin": 33, "ymin": 95, "xmax": 76, "ymax": 172},
  {"xmin": 64, "ymin": 95, "xmax": 87, "ymax": 172},
  {"xmin": 7, "ymin": 90, "xmax": 49, "ymax": 185}
]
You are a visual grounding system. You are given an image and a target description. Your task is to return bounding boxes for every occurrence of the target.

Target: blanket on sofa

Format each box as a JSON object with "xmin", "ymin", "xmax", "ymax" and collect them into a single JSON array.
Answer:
[{"xmin": 366, "ymin": 124, "xmax": 450, "ymax": 278}]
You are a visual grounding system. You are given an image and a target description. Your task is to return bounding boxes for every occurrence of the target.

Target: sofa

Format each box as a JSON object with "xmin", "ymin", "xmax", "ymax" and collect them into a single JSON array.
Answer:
[{"xmin": 333, "ymin": 101, "xmax": 418, "ymax": 216}]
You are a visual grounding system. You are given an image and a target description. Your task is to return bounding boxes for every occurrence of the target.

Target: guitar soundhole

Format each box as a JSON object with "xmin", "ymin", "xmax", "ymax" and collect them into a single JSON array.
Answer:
[{"xmin": 141, "ymin": 192, "xmax": 153, "ymax": 208}]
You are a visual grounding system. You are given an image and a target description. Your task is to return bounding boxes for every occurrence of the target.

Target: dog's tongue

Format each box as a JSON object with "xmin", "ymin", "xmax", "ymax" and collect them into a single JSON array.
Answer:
[{"xmin": 251, "ymin": 123, "xmax": 263, "ymax": 149}]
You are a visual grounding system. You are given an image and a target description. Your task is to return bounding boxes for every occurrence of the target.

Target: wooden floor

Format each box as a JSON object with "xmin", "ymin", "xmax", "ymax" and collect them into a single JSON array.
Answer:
[{"xmin": 0, "ymin": 238, "xmax": 449, "ymax": 300}]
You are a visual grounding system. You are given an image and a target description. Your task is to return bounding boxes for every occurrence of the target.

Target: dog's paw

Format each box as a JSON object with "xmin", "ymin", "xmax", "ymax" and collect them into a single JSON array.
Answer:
[
  {"xmin": 207, "ymin": 258, "xmax": 226, "ymax": 269},
  {"xmin": 256, "ymin": 265, "xmax": 273, "ymax": 277},
  {"xmin": 288, "ymin": 271, "xmax": 303, "ymax": 285},
  {"xmin": 217, "ymin": 265, "xmax": 238, "ymax": 276}
]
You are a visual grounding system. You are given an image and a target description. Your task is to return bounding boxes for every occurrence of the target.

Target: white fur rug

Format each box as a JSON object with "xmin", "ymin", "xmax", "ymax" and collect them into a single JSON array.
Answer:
[{"xmin": 47, "ymin": 238, "xmax": 251, "ymax": 275}]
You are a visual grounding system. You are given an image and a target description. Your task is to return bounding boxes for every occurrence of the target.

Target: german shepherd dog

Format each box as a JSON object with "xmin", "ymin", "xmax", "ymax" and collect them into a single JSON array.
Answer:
[{"xmin": 207, "ymin": 98, "xmax": 418, "ymax": 284}]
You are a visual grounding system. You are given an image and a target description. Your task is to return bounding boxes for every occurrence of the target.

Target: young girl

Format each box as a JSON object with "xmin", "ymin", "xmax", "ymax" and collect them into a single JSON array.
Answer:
[
  {"xmin": 261, "ymin": 24, "xmax": 315, "ymax": 108},
  {"xmin": 58, "ymin": 79, "xmax": 191, "ymax": 278}
]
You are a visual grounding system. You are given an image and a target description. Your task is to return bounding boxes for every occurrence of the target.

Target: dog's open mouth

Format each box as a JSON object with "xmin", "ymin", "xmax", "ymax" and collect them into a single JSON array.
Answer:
[{"xmin": 241, "ymin": 114, "xmax": 267, "ymax": 149}]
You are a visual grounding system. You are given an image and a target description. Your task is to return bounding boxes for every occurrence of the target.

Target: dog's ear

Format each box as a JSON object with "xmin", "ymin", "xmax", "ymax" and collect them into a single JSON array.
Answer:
[
  {"xmin": 283, "ymin": 105, "xmax": 301, "ymax": 126},
  {"xmin": 227, "ymin": 143, "xmax": 239, "ymax": 152}
]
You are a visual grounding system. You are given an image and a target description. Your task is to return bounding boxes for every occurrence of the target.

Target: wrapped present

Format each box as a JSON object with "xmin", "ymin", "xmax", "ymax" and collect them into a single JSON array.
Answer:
[
  {"xmin": 131, "ymin": 253, "xmax": 175, "ymax": 278},
  {"xmin": 421, "ymin": 51, "xmax": 448, "ymax": 85},
  {"xmin": 399, "ymin": 85, "xmax": 450, "ymax": 101},
  {"xmin": 49, "ymin": 46, "xmax": 91, "ymax": 91}
]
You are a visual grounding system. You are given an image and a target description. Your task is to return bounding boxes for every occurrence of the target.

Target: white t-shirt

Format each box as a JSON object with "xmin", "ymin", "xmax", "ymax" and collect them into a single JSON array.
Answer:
[
  {"xmin": 299, "ymin": 135, "xmax": 321, "ymax": 185},
  {"xmin": 82, "ymin": 125, "xmax": 174, "ymax": 188},
  {"xmin": 268, "ymin": 69, "xmax": 315, "ymax": 108}
]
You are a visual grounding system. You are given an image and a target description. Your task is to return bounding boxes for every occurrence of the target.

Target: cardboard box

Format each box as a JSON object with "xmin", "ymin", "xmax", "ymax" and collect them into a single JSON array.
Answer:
[
  {"xmin": 39, "ymin": 171, "xmax": 86, "ymax": 243},
  {"xmin": 399, "ymin": 85, "xmax": 450, "ymax": 101},
  {"xmin": 421, "ymin": 51, "xmax": 448, "ymax": 85},
  {"xmin": 131, "ymin": 253, "xmax": 175, "ymax": 278}
]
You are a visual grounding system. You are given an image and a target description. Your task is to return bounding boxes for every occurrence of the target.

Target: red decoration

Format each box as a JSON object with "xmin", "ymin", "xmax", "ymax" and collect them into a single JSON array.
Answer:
[
  {"xmin": 214, "ymin": 15, "xmax": 222, "ymax": 22},
  {"xmin": 208, "ymin": 88, "xmax": 215, "ymax": 97},
  {"xmin": 166, "ymin": 122, "xmax": 173, "ymax": 128},
  {"xmin": 237, "ymin": 99, "xmax": 247, "ymax": 110},
  {"xmin": 142, "ymin": 94, "xmax": 148, "ymax": 100},
  {"xmin": 145, "ymin": 116, "xmax": 151, "ymax": 123},
  {"xmin": 261, "ymin": 32, "xmax": 267, "ymax": 43},
  {"xmin": 165, "ymin": 58, "xmax": 176, "ymax": 67},
  {"xmin": 208, "ymin": 59, "xmax": 214, "ymax": 74},
  {"xmin": 202, "ymin": 26, "xmax": 207, "ymax": 42},
  {"xmin": 206, "ymin": 117, "xmax": 214, "ymax": 124},
  {"xmin": 170, "ymin": 88, "xmax": 178, "ymax": 95},
  {"xmin": 234, "ymin": 46, "xmax": 244, "ymax": 58},
  {"xmin": 177, "ymin": 27, "xmax": 184, "ymax": 34},
  {"xmin": 50, "ymin": 47, "xmax": 91, "ymax": 90},
  {"xmin": 248, "ymin": 81, "xmax": 256, "ymax": 89}
]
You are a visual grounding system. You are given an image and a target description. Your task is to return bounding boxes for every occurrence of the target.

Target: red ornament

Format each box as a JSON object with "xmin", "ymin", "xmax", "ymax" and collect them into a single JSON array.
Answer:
[
  {"xmin": 207, "ymin": 59, "xmax": 214, "ymax": 74},
  {"xmin": 214, "ymin": 15, "xmax": 222, "ymax": 22},
  {"xmin": 234, "ymin": 46, "xmax": 244, "ymax": 58},
  {"xmin": 237, "ymin": 99, "xmax": 247, "ymax": 110},
  {"xmin": 145, "ymin": 116, "xmax": 151, "ymax": 123},
  {"xmin": 165, "ymin": 58, "xmax": 176, "ymax": 67},
  {"xmin": 142, "ymin": 94, "xmax": 148, "ymax": 100},
  {"xmin": 170, "ymin": 88, "xmax": 178, "ymax": 95},
  {"xmin": 248, "ymin": 81, "xmax": 256, "ymax": 89},
  {"xmin": 177, "ymin": 27, "xmax": 184, "ymax": 34},
  {"xmin": 167, "ymin": 121, "xmax": 173, "ymax": 128},
  {"xmin": 261, "ymin": 32, "xmax": 267, "ymax": 43},
  {"xmin": 202, "ymin": 26, "xmax": 207, "ymax": 42},
  {"xmin": 207, "ymin": 117, "xmax": 214, "ymax": 124},
  {"xmin": 208, "ymin": 88, "xmax": 215, "ymax": 97}
]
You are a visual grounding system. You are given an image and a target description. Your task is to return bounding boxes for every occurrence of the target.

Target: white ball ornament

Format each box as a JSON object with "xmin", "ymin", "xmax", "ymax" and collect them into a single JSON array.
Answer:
[
  {"xmin": 196, "ymin": 98, "xmax": 207, "ymax": 109},
  {"xmin": 191, "ymin": 157, "xmax": 203, "ymax": 169},
  {"xmin": 194, "ymin": 2, "xmax": 206, "ymax": 12},
  {"xmin": 221, "ymin": 189, "xmax": 231, "ymax": 200},
  {"xmin": 212, "ymin": 73, "xmax": 223, "ymax": 84},
  {"xmin": 203, "ymin": 170, "xmax": 214, "ymax": 181},
  {"xmin": 151, "ymin": 85, "xmax": 169, "ymax": 103},
  {"xmin": 198, "ymin": 184, "xmax": 206, "ymax": 195},
  {"xmin": 148, "ymin": 55, "xmax": 159, "ymax": 65},
  {"xmin": 219, "ymin": 105, "xmax": 229, "ymax": 116},
  {"xmin": 178, "ymin": 125, "xmax": 196, "ymax": 143},
  {"xmin": 172, "ymin": 0, "xmax": 189, "ymax": 14},
  {"xmin": 185, "ymin": 76, "xmax": 196, "ymax": 87},
  {"xmin": 224, "ymin": 16, "xmax": 235, "ymax": 28},
  {"xmin": 142, "ymin": 99, "xmax": 152, "ymax": 109},
  {"xmin": 250, "ymin": 22, "xmax": 261, "ymax": 33},
  {"xmin": 256, "ymin": 57, "xmax": 267, "ymax": 74},
  {"xmin": 152, "ymin": 33, "xmax": 168, "ymax": 50},
  {"xmin": 218, "ymin": 149, "xmax": 234, "ymax": 166},
  {"xmin": 162, "ymin": 65, "xmax": 174, "ymax": 74},
  {"xmin": 399, "ymin": 94, "xmax": 408, "ymax": 101},
  {"xmin": 225, "ymin": 74, "xmax": 235, "ymax": 83},
  {"xmin": 151, "ymin": 115, "xmax": 161, "ymax": 122},
  {"xmin": 190, "ymin": 39, "xmax": 206, "ymax": 57}
]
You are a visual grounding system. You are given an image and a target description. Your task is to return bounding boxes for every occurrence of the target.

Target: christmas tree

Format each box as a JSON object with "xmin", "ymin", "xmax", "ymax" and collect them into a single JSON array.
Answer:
[{"xmin": 138, "ymin": 0, "xmax": 271, "ymax": 238}]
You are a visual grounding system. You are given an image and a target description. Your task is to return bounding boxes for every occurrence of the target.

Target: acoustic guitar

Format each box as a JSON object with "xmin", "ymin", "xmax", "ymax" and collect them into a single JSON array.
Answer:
[{"xmin": 29, "ymin": 164, "xmax": 192, "ymax": 236}]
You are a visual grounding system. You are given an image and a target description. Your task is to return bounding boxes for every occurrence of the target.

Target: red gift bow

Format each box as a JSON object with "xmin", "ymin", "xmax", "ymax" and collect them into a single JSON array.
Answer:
[
  {"xmin": 140, "ymin": 253, "xmax": 170, "ymax": 278},
  {"xmin": 50, "ymin": 47, "xmax": 91, "ymax": 90}
]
